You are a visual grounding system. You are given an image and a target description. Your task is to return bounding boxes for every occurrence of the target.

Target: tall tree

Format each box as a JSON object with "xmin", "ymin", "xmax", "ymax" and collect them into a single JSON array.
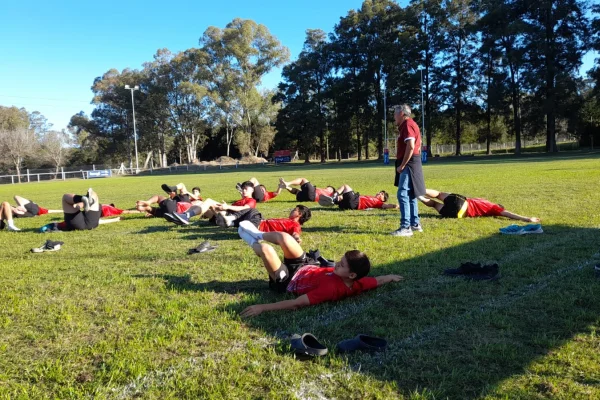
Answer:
[
  {"xmin": 200, "ymin": 18, "xmax": 290, "ymax": 156},
  {"xmin": 521, "ymin": 0, "xmax": 590, "ymax": 152},
  {"xmin": 438, "ymin": 0, "xmax": 480, "ymax": 155}
]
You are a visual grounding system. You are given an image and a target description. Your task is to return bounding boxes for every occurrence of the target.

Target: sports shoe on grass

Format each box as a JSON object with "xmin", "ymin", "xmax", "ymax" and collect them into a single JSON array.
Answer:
[
  {"xmin": 521, "ymin": 224, "xmax": 543, "ymax": 234},
  {"xmin": 318, "ymin": 195, "xmax": 335, "ymax": 207},
  {"xmin": 7, "ymin": 225, "xmax": 21, "ymax": 232},
  {"xmin": 499, "ymin": 224, "xmax": 524, "ymax": 235},
  {"xmin": 390, "ymin": 227, "xmax": 413, "ymax": 237},
  {"xmin": 411, "ymin": 224, "xmax": 424, "ymax": 232},
  {"xmin": 337, "ymin": 334, "xmax": 387, "ymax": 353},
  {"xmin": 444, "ymin": 262, "xmax": 499, "ymax": 280},
  {"xmin": 188, "ymin": 241, "xmax": 218, "ymax": 254}
]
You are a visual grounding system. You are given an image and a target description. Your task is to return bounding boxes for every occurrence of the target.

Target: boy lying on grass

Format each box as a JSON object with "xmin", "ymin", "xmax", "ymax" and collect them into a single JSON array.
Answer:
[
  {"xmin": 237, "ymin": 221, "xmax": 402, "ymax": 317},
  {"xmin": 214, "ymin": 205, "xmax": 311, "ymax": 243},
  {"xmin": 419, "ymin": 189, "xmax": 540, "ymax": 222},
  {"xmin": 279, "ymin": 177, "xmax": 336, "ymax": 203},
  {"xmin": 237, "ymin": 177, "xmax": 283, "ymax": 203},
  {"xmin": 318, "ymin": 184, "xmax": 399, "ymax": 210}
]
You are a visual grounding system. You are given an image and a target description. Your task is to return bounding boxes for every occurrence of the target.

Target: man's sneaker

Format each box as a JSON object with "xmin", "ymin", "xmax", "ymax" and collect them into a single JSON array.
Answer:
[
  {"xmin": 0, "ymin": 220, "xmax": 5, "ymax": 230},
  {"xmin": 318, "ymin": 195, "xmax": 335, "ymax": 207},
  {"xmin": 390, "ymin": 228, "xmax": 413, "ymax": 237},
  {"xmin": 214, "ymin": 213, "xmax": 233, "ymax": 228},
  {"xmin": 172, "ymin": 212, "xmax": 191, "ymax": 225},
  {"xmin": 163, "ymin": 213, "xmax": 184, "ymax": 225},
  {"xmin": 411, "ymin": 224, "xmax": 424, "ymax": 232},
  {"xmin": 235, "ymin": 182, "xmax": 243, "ymax": 194},
  {"xmin": 161, "ymin": 184, "xmax": 177, "ymax": 194},
  {"xmin": 521, "ymin": 224, "xmax": 543, "ymax": 234},
  {"xmin": 7, "ymin": 224, "xmax": 20, "ymax": 232}
]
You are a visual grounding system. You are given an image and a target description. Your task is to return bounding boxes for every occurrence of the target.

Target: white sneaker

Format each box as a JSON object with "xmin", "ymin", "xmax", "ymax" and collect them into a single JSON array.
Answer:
[
  {"xmin": 8, "ymin": 225, "xmax": 21, "ymax": 232},
  {"xmin": 411, "ymin": 224, "xmax": 423, "ymax": 232},
  {"xmin": 390, "ymin": 228, "xmax": 413, "ymax": 237},
  {"xmin": 318, "ymin": 195, "xmax": 335, "ymax": 207}
]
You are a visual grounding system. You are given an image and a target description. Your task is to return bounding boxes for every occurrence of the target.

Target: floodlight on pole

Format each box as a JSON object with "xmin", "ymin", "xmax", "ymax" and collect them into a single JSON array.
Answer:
[{"xmin": 124, "ymin": 85, "xmax": 140, "ymax": 173}]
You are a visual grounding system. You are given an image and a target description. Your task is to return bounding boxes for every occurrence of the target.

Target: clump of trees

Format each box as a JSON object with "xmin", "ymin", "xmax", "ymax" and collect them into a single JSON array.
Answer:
[
  {"xmin": 68, "ymin": 18, "xmax": 289, "ymax": 167},
  {"xmin": 275, "ymin": 0, "xmax": 599, "ymax": 158},
  {"xmin": 0, "ymin": 106, "xmax": 72, "ymax": 181}
]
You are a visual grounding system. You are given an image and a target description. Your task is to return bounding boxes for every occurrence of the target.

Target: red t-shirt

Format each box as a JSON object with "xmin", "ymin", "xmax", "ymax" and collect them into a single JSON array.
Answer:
[
  {"xmin": 465, "ymin": 198, "xmax": 505, "ymax": 218},
  {"xmin": 358, "ymin": 196, "xmax": 384, "ymax": 210},
  {"xmin": 37, "ymin": 207, "xmax": 49, "ymax": 215},
  {"xmin": 287, "ymin": 266, "xmax": 378, "ymax": 305},
  {"xmin": 259, "ymin": 218, "xmax": 301, "ymax": 236},
  {"xmin": 396, "ymin": 118, "xmax": 421, "ymax": 159},
  {"xmin": 232, "ymin": 197, "xmax": 257, "ymax": 208},
  {"xmin": 261, "ymin": 191, "xmax": 277, "ymax": 202},
  {"xmin": 101, "ymin": 204, "xmax": 124, "ymax": 217},
  {"xmin": 315, "ymin": 187, "xmax": 334, "ymax": 202}
]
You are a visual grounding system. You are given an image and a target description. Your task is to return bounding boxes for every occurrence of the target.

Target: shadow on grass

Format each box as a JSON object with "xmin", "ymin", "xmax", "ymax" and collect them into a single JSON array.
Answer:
[
  {"xmin": 133, "ymin": 274, "xmax": 267, "ymax": 294},
  {"xmin": 198, "ymin": 224, "xmax": 600, "ymax": 399}
]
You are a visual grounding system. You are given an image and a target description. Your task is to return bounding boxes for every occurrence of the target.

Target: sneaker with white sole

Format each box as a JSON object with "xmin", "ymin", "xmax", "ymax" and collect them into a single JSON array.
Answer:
[
  {"xmin": 390, "ymin": 228, "xmax": 413, "ymax": 237},
  {"xmin": 7, "ymin": 224, "xmax": 21, "ymax": 232},
  {"xmin": 172, "ymin": 212, "xmax": 191, "ymax": 225},
  {"xmin": 318, "ymin": 195, "xmax": 335, "ymax": 207},
  {"xmin": 411, "ymin": 224, "xmax": 423, "ymax": 232}
]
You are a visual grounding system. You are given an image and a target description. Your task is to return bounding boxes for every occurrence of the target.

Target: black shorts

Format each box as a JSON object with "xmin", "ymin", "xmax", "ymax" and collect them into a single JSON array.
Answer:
[
  {"xmin": 296, "ymin": 182, "xmax": 316, "ymax": 202},
  {"xmin": 269, "ymin": 253, "xmax": 307, "ymax": 293},
  {"xmin": 338, "ymin": 191, "xmax": 360, "ymax": 210},
  {"xmin": 13, "ymin": 202, "xmax": 40, "ymax": 218},
  {"xmin": 439, "ymin": 194, "xmax": 467, "ymax": 218},
  {"xmin": 174, "ymin": 194, "xmax": 191, "ymax": 203},
  {"xmin": 64, "ymin": 210, "xmax": 101, "ymax": 231},
  {"xmin": 252, "ymin": 185, "xmax": 265, "ymax": 202},
  {"xmin": 159, "ymin": 199, "xmax": 177, "ymax": 215}
]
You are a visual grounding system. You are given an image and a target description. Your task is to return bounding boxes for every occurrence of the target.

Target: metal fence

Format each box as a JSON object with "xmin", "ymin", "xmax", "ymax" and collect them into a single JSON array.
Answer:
[
  {"xmin": 0, "ymin": 160, "xmax": 272, "ymax": 185},
  {"xmin": 429, "ymin": 137, "xmax": 578, "ymax": 155}
]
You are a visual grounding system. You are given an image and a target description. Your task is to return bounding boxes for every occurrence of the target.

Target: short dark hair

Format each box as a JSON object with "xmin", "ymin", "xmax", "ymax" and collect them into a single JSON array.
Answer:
[
  {"xmin": 379, "ymin": 190, "xmax": 389, "ymax": 202},
  {"xmin": 345, "ymin": 250, "xmax": 371, "ymax": 280},
  {"xmin": 192, "ymin": 186, "xmax": 201, "ymax": 193},
  {"xmin": 295, "ymin": 205, "xmax": 311, "ymax": 225},
  {"xmin": 241, "ymin": 181, "xmax": 255, "ymax": 190}
]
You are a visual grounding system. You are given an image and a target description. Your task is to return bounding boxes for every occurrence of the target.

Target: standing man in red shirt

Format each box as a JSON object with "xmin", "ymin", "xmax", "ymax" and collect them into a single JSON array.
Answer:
[
  {"xmin": 392, "ymin": 104, "xmax": 426, "ymax": 237},
  {"xmin": 318, "ymin": 184, "xmax": 399, "ymax": 211},
  {"xmin": 236, "ymin": 227, "xmax": 403, "ymax": 317}
]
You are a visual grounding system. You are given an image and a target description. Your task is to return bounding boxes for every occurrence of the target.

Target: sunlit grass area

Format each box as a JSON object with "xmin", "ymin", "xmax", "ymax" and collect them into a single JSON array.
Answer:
[{"xmin": 0, "ymin": 151, "xmax": 599, "ymax": 399}]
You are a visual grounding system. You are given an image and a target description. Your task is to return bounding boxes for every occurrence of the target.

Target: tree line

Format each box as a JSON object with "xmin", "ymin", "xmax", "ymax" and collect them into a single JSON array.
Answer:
[{"xmin": 2, "ymin": 0, "xmax": 598, "ymax": 171}]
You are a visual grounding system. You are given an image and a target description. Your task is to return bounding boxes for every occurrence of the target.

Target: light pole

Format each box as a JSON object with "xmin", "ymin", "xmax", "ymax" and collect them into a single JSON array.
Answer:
[
  {"xmin": 125, "ymin": 84, "xmax": 139, "ymax": 173},
  {"xmin": 382, "ymin": 67, "xmax": 389, "ymax": 165}
]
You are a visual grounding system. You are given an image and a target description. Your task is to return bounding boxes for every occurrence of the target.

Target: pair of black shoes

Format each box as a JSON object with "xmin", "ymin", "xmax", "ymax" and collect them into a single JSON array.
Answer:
[
  {"xmin": 290, "ymin": 333, "xmax": 387, "ymax": 359},
  {"xmin": 161, "ymin": 184, "xmax": 177, "ymax": 194},
  {"xmin": 444, "ymin": 262, "xmax": 499, "ymax": 280},
  {"xmin": 306, "ymin": 249, "xmax": 335, "ymax": 267}
]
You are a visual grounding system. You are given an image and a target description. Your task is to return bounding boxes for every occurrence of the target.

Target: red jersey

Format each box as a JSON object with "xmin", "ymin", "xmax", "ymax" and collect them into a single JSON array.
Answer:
[
  {"xmin": 37, "ymin": 207, "xmax": 49, "ymax": 215},
  {"xmin": 357, "ymin": 196, "xmax": 384, "ymax": 210},
  {"xmin": 465, "ymin": 198, "xmax": 505, "ymax": 218},
  {"xmin": 232, "ymin": 197, "xmax": 257, "ymax": 208},
  {"xmin": 101, "ymin": 204, "xmax": 124, "ymax": 217},
  {"xmin": 261, "ymin": 191, "xmax": 277, "ymax": 202},
  {"xmin": 396, "ymin": 118, "xmax": 421, "ymax": 159},
  {"xmin": 259, "ymin": 218, "xmax": 301, "ymax": 236},
  {"xmin": 176, "ymin": 202, "xmax": 193, "ymax": 213},
  {"xmin": 314, "ymin": 187, "xmax": 334, "ymax": 202},
  {"xmin": 287, "ymin": 266, "xmax": 378, "ymax": 305}
]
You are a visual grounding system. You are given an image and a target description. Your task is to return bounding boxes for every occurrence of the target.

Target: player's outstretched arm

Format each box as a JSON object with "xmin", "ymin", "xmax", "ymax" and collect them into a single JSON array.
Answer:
[
  {"xmin": 241, "ymin": 295, "xmax": 310, "ymax": 317},
  {"xmin": 375, "ymin": 274, "xmax": 403, "ymax": 286}
]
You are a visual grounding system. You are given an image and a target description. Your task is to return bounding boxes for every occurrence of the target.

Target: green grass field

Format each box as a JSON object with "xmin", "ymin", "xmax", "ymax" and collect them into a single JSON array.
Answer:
[{"xmin": 1, "ymin": 151, "xmax": 599, "ymax": 399}]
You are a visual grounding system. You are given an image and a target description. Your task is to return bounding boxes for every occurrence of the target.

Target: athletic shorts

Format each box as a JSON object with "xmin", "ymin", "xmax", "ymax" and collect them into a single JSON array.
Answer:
[
  {"xmin": 252, "ymin": 185, "xmax": 265, "ymax": 202},
  {"xmin": 13, "ymin": 202, "xmax": 40, "ymax": 218},
  {"xmin": 64, "ymin": 210, "xmax": 101, "ymax": 231},
  {"xmin": 296, "ymin": 182, "xmax": 316, "ymax": 202},
  {"xmin": 338, "ymin": 191, "xmax": 360, "ymax": 210},
  {"xmin": 269, "ymin": 253, "xmax": 307, "ymax": 293},
  {"xmin": 439, "ymin": 194, "xmax": 468, "ymax": 218}
]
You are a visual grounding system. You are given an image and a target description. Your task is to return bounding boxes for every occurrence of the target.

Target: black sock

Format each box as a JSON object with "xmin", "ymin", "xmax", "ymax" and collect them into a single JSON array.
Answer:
[{"xmin": 73, "ymin": 195, "xmax": 83, "ymax": 203}]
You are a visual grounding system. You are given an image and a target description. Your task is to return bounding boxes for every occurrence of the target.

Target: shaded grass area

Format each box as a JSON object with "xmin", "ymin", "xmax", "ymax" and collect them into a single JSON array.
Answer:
[{"xmin": 0, "ymin": 152, "xmax": 599, "ymax": 398}]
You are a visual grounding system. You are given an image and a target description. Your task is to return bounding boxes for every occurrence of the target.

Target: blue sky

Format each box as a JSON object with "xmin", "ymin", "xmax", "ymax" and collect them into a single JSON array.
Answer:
[{"xmin": 0, "ymin": 0, "xmax": 596, "ymax": 131}]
